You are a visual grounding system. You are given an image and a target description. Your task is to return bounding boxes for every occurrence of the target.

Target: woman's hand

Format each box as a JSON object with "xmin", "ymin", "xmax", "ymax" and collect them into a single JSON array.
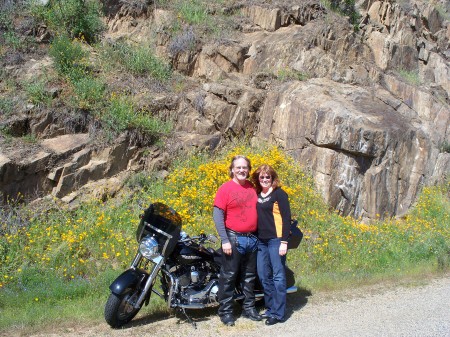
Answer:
[
  {"xmin": 278, "ymin": 242, "xmax": 287, "ymax": 256},
  {"xmin": 279, "ymin": 242, "xmax": 288, "ymax": 256},
  {"xmin": 222, "ymin": 242, "xmax": 232, "ymax": 255}
]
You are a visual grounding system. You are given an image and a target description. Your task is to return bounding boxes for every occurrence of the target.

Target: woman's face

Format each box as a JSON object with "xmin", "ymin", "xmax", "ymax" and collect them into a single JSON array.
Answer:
[{"xmin": 258, "ymin": 172, "xmax": 272, "ymax": 190}]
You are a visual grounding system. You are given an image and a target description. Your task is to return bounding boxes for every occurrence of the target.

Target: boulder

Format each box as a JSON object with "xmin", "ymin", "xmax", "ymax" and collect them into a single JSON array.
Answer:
[{"xmin": 255, "ymin": 78, "xmax": 448, "ymax": 219}]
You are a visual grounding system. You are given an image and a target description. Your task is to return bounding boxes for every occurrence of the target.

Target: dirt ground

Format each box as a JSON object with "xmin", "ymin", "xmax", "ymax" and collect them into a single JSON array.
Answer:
[{"xmin": 10, "ymin": 273, "xmax": 449, "ymax": 337}]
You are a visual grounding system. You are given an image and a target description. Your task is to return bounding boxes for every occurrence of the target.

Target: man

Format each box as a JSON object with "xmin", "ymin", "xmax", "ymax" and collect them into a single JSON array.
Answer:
[{"xmin": 213, "ymin": 155, "xmax": 262, "ymax": 326}]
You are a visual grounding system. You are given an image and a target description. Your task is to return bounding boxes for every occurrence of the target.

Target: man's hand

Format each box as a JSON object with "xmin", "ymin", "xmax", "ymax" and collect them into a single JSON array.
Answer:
[{"xmin": 222, "ymin": 242, "xmax": 232, "ymax": 255}]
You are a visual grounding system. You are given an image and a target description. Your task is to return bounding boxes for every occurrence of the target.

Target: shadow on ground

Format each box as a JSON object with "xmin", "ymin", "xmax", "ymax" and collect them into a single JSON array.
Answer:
[{"xmin": 118, "ymin": 286, "xmax": 312, "ymax": 329}]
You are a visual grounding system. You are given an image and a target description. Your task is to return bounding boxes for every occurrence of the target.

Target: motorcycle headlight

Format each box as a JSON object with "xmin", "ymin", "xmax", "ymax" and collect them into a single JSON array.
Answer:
[{"xmin": 139, "ymin": 236, "xmax": 160, "ymax": 259}]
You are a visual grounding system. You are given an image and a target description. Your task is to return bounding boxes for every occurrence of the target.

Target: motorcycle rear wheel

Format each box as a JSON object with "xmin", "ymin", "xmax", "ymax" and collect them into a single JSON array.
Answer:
[{"xmin": 104, "ymin": 290, "xmax": 144, "ymax": 328}]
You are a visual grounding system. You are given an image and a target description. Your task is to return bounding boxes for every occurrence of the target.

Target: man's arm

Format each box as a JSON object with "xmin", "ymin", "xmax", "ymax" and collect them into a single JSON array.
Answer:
[
  {"xmin": 213, "ymin": 206, "xmax": 232, "ymax": 255},
  {"xmin": 213, "ymin": 206, "xmax": 229, "ymax": 244}
]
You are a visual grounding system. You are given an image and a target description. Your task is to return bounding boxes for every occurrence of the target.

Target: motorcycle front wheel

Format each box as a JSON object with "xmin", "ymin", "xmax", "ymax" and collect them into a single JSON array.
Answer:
[{"xmin": 104, "ymin": 289, "xmax": 145, "ymax": 328}]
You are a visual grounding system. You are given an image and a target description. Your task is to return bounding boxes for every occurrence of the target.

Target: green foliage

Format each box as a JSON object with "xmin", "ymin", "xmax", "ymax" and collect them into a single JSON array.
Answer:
[
  {"xmin": 23, "ymin": 79, "xmax": 52, "ymax": 106},
  {"xmin": 100, "ymin": 42, "xmax": 172, "ymax": 80},
  {"xmin": 321, "ymin": 0, "xmax": 361, "ymax": 29},
  {"xmin": 0, "ymin": 97, "xmax": 14, "ymax": 117},
  {"xmin": 0, "ymin": 126, "xmax": 12, "ymax": 143},
  {"xmin": 276, "ymin": 67, "xmax": 309, "ymax": 82},
  {"xmin": 48, "ymin": 38, "xmax": 171, "ymax": 141},
  {"xmin": 435, "ymin": 4, "xmax": 450, "ymax": 22},
  {"xmin": 440, "ymin": 141, "xmax": 450, "ymax": 154},
  {"xmin": 0, "ymin": 5, "xmax": 31, "ymax": 52},
  {"xmin": 30, "ymin": 0, "xmax": 104, "ymax": 43},
  {"xmin": 49, "ymin": 35, "xmax": 88, "ymax": 79},
  {"xmin": 398, "ymin": 68, "xmax": 421, "ymax": 86},
  {"xmin": 101, "ymin": 93, "xmax": 135, "ymax": 133},
  {"xmin": 160, "ymin": 0, "xmax": 233, "ymax": 44},
  {"xmin": 175, "ymin": 0, "xmax": 209, "ymax": 25},
  {"xmin": 125, "ymin": 171, "xmax": 155, "ymax": 190},
  {"xmin": 2, "ymin": 30, "xmax": 22, "ymax": 51},
  {"xmin": 70, "ymin": 75, "xmax": 105, "ymax": 110},
  {"xmin": 100, "ymin": 93, "xmax": 172, "ymax": 137},
  {"xmin": 21, "ymin": 134, "xmax": 38, "ymax": 143}
]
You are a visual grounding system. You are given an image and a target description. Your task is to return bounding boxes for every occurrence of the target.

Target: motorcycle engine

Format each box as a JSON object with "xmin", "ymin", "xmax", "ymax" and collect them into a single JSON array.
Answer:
[{"xmin": 171, "ymin": 263, "xmax": 219, "ymax": 308}]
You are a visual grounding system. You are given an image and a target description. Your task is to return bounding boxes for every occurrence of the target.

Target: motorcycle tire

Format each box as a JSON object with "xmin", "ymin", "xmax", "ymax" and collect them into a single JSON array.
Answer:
[{"xmin": 104, "ymin": 290, "xmax": 143, "ymax": 328}]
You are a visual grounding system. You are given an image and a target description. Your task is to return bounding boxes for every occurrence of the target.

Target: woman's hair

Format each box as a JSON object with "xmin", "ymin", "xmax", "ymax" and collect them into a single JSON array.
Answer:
[
  {"xmin": 228, "ymin": 155, "xmax": 252, "ymax": 178},
  {"xmin": 251, "ymin": 164, "xmax": 280, "ymax": 194}
]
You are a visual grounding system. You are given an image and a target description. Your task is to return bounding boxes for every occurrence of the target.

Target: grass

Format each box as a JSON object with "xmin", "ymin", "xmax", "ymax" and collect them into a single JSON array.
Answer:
[
  {"xmin": 99, "ymin": 41, "xmax": 172, "ymax": 80},
  {"xmin": 30, "ymin": 0, "xmax": 104, "ymax": 43},
  {"xmin": 0, "ymin": 5, "xmax": 34, "ymax": 52},
  {"xmin": 100, "ymin": 93, "xmax": 172, "ymax": 137},
  {"xmin": 276, "ymin": 67, "xmax": 309, "ymax": 82},
  {"xmin": 49, "ymin": 35, "xmax": 88, "ymax": 79},
  {"xmin": 398, "ymin": 68, "xmax": 421, "ymax": 86},
  {"xmin": 69, "ymin": 75, "xmax": 105, "ymax": 110},
  {"xmin": 23, "ymin": 78, "xmax": 53, "ymax": 106},
  {"xmin": 175, "ymin": 0, "xmax": 209, "ymax": 25},
  {"xmin": 0, "ymin": 145, "xmax": 448, "ymax": 332},
  {"xmin": 0, "ymin": 97, "xmax": 14, "ymax": 117},
  {"xmin": 46, "ymin": 36, "xmax": 172, "ymax": 142}
]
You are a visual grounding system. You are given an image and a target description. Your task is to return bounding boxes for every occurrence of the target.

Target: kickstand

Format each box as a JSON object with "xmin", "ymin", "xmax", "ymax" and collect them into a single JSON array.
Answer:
[{"xmin": 178, "ymin": 307, "xmax": 197, "ymax": 329}]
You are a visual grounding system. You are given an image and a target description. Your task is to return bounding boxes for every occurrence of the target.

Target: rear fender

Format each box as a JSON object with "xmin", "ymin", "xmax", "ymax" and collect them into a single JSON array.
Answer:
[{"xmin": 109, "ymin": 269, "xmax": 148, "ymax": 295}]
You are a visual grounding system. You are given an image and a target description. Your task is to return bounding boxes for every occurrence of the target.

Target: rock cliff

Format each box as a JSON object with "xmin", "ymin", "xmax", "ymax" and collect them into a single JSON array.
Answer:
[{"xmin": 0, "ymin": 0, "xmax": 448, "ymax": 219}]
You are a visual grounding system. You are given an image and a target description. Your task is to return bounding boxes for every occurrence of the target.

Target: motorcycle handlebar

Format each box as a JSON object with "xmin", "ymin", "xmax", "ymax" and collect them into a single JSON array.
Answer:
[{"xmin": 179, "ymin": 233, "xmax": 218, "ymax": 244}]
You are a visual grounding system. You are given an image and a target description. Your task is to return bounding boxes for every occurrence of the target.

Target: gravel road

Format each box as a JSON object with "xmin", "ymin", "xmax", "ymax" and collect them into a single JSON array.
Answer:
[{"xmin": 26, "ymin": 274, "xmax": 450, "ymax": 337}]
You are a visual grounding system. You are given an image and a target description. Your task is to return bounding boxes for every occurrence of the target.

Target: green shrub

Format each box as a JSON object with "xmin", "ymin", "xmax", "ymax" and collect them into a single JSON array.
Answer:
[
  {"xmin": 2, "ymin": 30, "xmax": 22, "ymax": 51},
  {"xmin": 23, "ymin": 79, "xmax": 52, "ymax": 106},
  {"xmin": 100, "ymin": 42, "xmax": 172, "ymax": 80},
  {"xmin": 125, "ymin": 170, "xmax": 157, "ymax": 191},
  {"xmin": 398, "ymin": 68, "xmax": 421, "ymax": 86},
  {"xmin": 31, "ymin": 0, "xmax": 104, "ymax": 43},
  {"xmin": 0, "ymin": 5, "xmax": 31, "ymax": 51},
  {"xmin": 276, "ymin": 67, "xmax": 309, "ymax": 82},
  {"xmin": 175, "ymin": 0, "xmax": 209, "ymax": 25},
  {"xmin": 101, "ymin": 94, "xmax": 172, "ymax": 137},
  {"xmin": 49, "ymin": 35, "xmax": 88, "ymax": 79},
  {"xmin": 101, "ymin": 93, "xmax": 134, "ymax": 133},
  {"xmin": 0, "ymin": 97, "xmax": 14, "ymax": 117},
  {"xmin": 70, "ymin": 75, "xmax": 105, "ymax": 110},
  {"xmin": 21, "ymin": 134, "xmax": 38, "ymax": 144}
]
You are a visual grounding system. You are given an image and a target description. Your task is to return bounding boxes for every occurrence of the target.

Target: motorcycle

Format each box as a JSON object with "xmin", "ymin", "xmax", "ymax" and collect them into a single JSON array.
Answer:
[{"xmin": 104, "ymin": 202, "xmax": 298, "ymax": 328}]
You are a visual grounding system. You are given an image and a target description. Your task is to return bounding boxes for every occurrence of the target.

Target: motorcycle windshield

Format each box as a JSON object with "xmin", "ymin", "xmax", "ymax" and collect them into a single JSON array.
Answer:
[{"xmin": 136, "ymin": 202, "xmax": 182, "ymax": 257}]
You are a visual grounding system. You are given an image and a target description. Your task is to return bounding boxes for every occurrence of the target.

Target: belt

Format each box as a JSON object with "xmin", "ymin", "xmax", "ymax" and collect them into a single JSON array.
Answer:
[{"xmin": 226, "ymin": 229, "xmax": 256, "ymax": 237}]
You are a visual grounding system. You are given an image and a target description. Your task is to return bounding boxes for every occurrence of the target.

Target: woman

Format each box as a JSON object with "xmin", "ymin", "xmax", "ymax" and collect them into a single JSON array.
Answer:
[{"xmin": 251, "ymin": 164, "xmax": 291, "ymax": 325}]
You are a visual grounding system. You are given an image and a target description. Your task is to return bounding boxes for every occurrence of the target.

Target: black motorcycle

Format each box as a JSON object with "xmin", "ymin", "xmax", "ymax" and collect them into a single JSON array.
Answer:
[{"xmin": 104, "ymin": 202, "xmax": 298, "ymax": 328}]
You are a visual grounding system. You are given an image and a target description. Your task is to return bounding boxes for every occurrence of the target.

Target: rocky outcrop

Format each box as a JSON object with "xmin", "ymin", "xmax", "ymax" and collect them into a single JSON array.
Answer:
[
  {"xmin": 256, "ymin": 77, "xmax": 448, "ymax": 219},
  {"xmin": 157, "ymin": 0, "xmax": 448, "ymax": 219},
  {"xmin": 0, "ymin": 132, "xmax": 157, "ymax": 205},
  {"xmin": 1, "ymin": 0, "xmax": 448, "ymax": 219}
]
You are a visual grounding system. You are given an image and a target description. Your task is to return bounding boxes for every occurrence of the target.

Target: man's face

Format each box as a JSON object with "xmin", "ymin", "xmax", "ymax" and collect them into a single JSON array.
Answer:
[{"xmin": 232, "ymin": 158, "xmax": 249, "ymax": 183}]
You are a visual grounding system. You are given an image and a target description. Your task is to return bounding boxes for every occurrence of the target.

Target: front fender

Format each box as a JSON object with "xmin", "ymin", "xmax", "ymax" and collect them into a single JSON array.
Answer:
[{"xmin": 109, "ymin": 269, "xmax": 148, "ymax": 295}]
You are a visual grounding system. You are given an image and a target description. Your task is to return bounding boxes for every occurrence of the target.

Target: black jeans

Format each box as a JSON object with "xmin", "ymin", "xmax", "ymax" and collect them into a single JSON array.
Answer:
[{"xmin": 218, "ymin": 230, "xmax": 258, "ymax": 317}]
